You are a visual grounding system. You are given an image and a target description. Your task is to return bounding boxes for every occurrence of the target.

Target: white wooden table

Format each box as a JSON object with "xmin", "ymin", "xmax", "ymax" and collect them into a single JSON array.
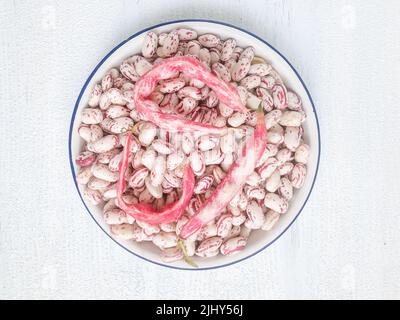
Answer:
[{"xmin": 1, "ymin": 0, "xmax": 399, "ymax": 300}]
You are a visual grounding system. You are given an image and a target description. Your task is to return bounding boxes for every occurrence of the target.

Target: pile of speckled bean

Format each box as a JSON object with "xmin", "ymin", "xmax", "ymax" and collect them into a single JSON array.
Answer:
[{"xmin": 75, "ymin": 27, "xmax": 310, "ymax": 263}]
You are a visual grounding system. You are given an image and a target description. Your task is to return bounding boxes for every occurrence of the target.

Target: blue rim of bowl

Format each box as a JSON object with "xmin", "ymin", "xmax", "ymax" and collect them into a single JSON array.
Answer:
[{"xmin": 69, "ymin": 19, "xmax": 321, "ymax": 271}]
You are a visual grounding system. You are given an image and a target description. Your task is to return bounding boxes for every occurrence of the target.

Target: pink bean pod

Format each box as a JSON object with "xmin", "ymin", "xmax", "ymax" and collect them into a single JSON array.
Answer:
[
  {"xmin": 117, "ymin": 133, "xmax": 195, "ymax": 225},
  {"xmin": 180, "ymin": 108, "xmax": 268, "ymax": 239},
  {"xmin": 132, "ymin": 56, "xmax": 246, "ymax": 135}
]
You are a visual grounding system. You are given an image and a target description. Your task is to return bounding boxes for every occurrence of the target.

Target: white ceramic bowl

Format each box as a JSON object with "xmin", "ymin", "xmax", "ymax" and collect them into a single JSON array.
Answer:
[{"xmin": 69, "ymin": 19, "xmax": 320, "ymax": 270}]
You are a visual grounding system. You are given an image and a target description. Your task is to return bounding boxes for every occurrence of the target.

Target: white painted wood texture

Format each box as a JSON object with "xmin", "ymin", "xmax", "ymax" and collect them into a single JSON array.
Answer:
[{"xmin": 0, "ymin": 0, "xmax": 399, "ymax": 300}]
